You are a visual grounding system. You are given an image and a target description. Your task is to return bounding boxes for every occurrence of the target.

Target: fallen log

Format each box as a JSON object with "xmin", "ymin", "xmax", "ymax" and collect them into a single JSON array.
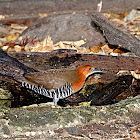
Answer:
[
  {"xmin": 8, "ymin": 50, "xmax": 140, "ymax": 106},
  {"xmin": 90, "ymin": 75, "xmax": 133, "ymax": 105},
  {"xmin": 0, "ymin": 49, "xmax": 140, "ymax": 106}
]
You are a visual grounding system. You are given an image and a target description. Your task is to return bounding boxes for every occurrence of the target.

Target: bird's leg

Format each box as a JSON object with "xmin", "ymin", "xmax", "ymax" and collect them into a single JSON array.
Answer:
[
  {"xmin": 53, "ymin": 98, "xmax": 59, "ymax": 104},
  {"xmin": 52, "ymin": 90, "xmax": 59, "ymax": 104}
]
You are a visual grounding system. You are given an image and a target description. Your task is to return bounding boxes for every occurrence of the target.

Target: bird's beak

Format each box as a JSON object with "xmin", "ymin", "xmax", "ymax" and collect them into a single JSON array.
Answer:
[{"xmin": 92, "ymin": 68, "xmax": 102, "ymax": 74}]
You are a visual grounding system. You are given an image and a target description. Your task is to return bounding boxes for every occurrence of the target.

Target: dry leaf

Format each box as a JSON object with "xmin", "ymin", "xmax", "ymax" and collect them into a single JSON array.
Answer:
[
  {"xmin": 25, "ymin": 46, "xmax": 31, "ymax": 52},
  {"xmin": 39, "ymin": 13, "xmax": 48, "ymax": 18},
  {"xmin": 116, "ymin": 70, "xmax": 130, "ymax": 76},
  {"xmin": 6, "ymin": 34, "xmax": 19, "ymax": 42},
  {"xmin": 113, "ymin": 48, "xmax": 124, "ymax": 53},
  {"xmin": 72, "ymin": 11, "xmax": 76, "ymax": 15},
  {"xmin": 89, "ymin": 46, "xmax": 101, "ymax": 54},
  {"xmin": 14, "ymin": 45, "xmax": 22, "ymax": 52},
  {"xmin": 7, "ymin": 47, "xmax": 15, "ymax": 52},
  {"xmin": 55, "ymin": 40, "xmax": 86, "ymax": 47},
  {"xmin": 101, "ymin": 44, "xmax": 113, "ymax": 54},
  {"xmin": 0, "ymin": 15, "xmax": 8, "ymax": 20},
  {"xmin": 78, "ymin": 101, "xmax": 91, "ymax": 106},
  {"xmin": 31, "ymin": 45, "xmax": 54, "ymax": 52},
  {"xmin": 58, "ymin": 41, "xmax": 65, "ymax": 48},
  {"xmin": 2, "ymin": 46, "xmax": 9, "ymax": 51}
]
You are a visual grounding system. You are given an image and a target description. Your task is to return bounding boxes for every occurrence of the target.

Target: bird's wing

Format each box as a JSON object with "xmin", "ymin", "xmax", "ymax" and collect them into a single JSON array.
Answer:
[{"xmin": 24, "ymin": 69, "xmax": 79, "ymax": 90}]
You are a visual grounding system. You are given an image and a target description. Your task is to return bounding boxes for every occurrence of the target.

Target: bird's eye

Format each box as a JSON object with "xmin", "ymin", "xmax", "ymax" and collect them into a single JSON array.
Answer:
[{"xmin": 88, "ymin": 67, "xmax": 91, "ymax": 70}]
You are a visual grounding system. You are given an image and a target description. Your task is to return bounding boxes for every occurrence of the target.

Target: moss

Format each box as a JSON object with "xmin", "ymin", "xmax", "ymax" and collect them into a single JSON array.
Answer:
[
  {"xmin": 0, "ymin": 96, "xmax": 139, "ymax": 132},
  {"xmin": 0, "ymin": 88, "xmax": 12, "ymax": 100}
]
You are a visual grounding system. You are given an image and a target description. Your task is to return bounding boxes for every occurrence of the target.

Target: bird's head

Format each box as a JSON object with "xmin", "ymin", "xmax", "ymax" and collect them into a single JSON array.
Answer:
[
  {"xmin": 72, "ymin": 65, "xmax": 102, "ymax": 92},
  {"xmin": 77, "ymin": 65, "xmax": 102, "ymax": 78}
]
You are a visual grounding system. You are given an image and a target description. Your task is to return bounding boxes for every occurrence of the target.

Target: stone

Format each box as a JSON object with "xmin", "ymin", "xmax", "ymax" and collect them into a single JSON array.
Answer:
[{"xmin": 18, "ymin": 14, "xmax": 105, "ymax": 47}]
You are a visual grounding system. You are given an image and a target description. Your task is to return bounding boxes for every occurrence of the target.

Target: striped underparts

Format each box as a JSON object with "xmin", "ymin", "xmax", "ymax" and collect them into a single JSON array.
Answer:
[{"xmin": 22, "ymin": 82, "xmax": 74, "ymax": 104}]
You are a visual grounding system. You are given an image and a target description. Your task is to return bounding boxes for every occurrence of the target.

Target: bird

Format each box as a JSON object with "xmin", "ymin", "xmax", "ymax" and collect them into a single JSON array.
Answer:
[{"xmin": 22, "ymin": 65, "xmax": 102, "ymax": 104}]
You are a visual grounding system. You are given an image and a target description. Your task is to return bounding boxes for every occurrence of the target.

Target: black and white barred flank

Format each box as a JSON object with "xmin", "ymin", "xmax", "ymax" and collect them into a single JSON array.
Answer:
[{"xmin": 22, "ymin": 82, "xmax": 74, "ymax": 104}]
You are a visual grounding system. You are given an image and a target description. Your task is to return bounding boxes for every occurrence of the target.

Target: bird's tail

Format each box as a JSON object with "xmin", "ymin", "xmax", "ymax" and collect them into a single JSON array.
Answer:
[
  {"xmin": 22, "ymin": 82, "xmax": 54, "ymax": 98},
  {"xmin": 22, "ymin": 82, "xmax": 74, "ymax": 104}
]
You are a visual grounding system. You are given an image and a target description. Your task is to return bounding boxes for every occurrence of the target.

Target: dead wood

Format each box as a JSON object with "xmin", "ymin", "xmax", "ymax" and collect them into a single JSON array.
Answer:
[
  {"xmin": 90, "ymin": 75, "xmax": 133, "ymax": 106},
  {"xmin": 8, "ymin": 50, "xmax": 140, "ymax": 106},
  {"xmin": 91, "ymin": 12, "xmax": 140, "ymax": 56},
  {"xmin": 115, "ymin": 79, "xmax": 140, "ymax": 102},
  {"xmin": 0, "ymin": 48, "xmax": 39, "ymax": 106},
  {"xmin": 0, "ymin": 48, "xmax": 140, "ymax": 107},
  {"xmin": 0, "ymin": 48, "xmax": 37, "ymax": 76}
]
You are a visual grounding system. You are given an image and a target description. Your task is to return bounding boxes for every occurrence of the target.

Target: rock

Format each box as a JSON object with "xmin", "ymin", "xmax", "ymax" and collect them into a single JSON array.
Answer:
[
  {"xmin": 65, "ymin": 127, "xmax": 80, "ymax": 136},
  {"xmin": 18, "ymin": 14, "xmax": 105, "ymax": 47},
  {"xmin": 0, "ymin": 26, "xmax": 9, "ymax": 38},
  {"xmin": 124, "ymin": 9, "xmax": 140, "ymax": 22},
  {"xmin": 89, "ymin": 133, "xmax": 102, "ymax": 139},
  {"xmin": 0, "ymin": 119, "xmax": 13, "ymax": 138},
  {"xmin": 92, "ymin": 12, "xmax": 140, "ymax": 56}
]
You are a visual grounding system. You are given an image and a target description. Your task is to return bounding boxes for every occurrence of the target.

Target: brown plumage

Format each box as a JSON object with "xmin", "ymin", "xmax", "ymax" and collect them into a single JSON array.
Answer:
[{"xmin": 22, "ymin": 65, "xmax": 102, "ymax": 104}]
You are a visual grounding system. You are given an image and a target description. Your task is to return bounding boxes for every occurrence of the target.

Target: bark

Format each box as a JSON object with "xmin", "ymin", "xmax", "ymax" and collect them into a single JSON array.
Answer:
[{"xmin": 90, "ymin": 75, "xmax": 133, "ymax": 106}]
